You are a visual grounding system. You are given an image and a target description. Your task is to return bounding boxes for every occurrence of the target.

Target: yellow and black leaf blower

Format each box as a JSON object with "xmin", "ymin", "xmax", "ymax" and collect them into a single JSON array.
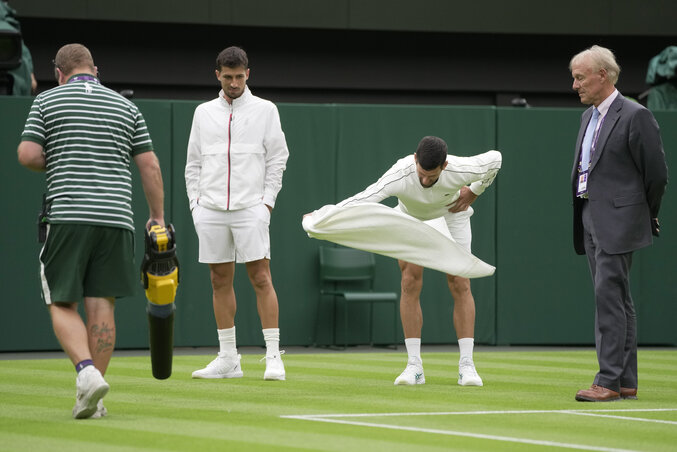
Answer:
[{"xmin": 141, "ymin": 223, "xmax": 179, "ymax": 379}]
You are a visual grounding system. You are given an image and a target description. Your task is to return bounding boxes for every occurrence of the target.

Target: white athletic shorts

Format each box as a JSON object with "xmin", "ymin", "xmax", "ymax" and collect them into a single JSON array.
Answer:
[
  {"xmin": 192, "ymin": 203, "xmax": 271, "ymax": 263},
  {"xmin": 399, "ymin": 206, "xmax": 473, "ymax": 252}
]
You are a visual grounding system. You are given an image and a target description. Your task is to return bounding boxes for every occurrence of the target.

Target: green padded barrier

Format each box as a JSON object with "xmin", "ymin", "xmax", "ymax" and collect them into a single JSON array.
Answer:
[
  {"xmin": 0, "ymin": 96, "xmax": 58, "ymax": 351},
  {"xmin": 273, "ymin": 104, "xmax": 339, "ymax": 346},
  {"xmin": 635, "ymin": 111, "xmax": 677, "ymax": 345},
  {"xmin": 495, "ymin": 107, "xmax": 594, "ymax": 345},
  {"xmin": 2, "ymin": 97, "xmax": 675, "ymax": 351},
  {"xmin": 167, "ymin": 100, "xmax": 215, "ymax": 348}
]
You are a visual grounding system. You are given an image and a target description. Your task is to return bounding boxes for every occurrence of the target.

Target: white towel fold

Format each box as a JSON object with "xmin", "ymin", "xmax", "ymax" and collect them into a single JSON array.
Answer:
[{"xmin": 302, "ymin": 203, "xmax": 495, "ymax": 278}]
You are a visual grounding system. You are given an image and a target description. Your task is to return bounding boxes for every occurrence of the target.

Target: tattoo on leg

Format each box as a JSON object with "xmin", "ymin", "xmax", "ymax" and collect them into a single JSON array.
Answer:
[{"xmin": 90, "ymin": 323, "xmax": 115, "ymax": 353}]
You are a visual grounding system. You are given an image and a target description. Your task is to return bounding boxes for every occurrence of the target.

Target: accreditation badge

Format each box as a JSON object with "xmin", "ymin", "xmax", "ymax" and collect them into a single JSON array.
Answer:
[{"xmin": 576, "ymin": 170, "xmax": 588, "ymax": 197}]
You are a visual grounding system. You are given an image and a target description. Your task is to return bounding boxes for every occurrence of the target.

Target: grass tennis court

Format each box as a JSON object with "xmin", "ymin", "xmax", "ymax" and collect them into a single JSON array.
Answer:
[{"xmin": 1, "ymin": 348, "xmax": 676, "ymax": 451}]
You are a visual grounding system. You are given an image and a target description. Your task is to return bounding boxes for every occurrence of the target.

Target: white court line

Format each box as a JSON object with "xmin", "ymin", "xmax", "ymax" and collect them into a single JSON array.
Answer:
[
  {"xmin": 564, "ymin": 410, "xmax": 677, "ymax": 425},
  {"xmin": 283, "ymin": 407, "xmax": 677, "ymax": 419},
  {"xmin": 281, "ymin": 408, "xmax": 677, "ymax": 452}
]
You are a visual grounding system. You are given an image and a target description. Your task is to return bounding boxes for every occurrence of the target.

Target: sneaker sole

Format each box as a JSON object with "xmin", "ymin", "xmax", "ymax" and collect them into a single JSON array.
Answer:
[
  {"xmin": 73, "ymin": 384, "xmax": 110, "ymax": 419},
  {"xmin": 191, "ymin": 371, "xmax": 244, "ymax": 379},
  {"xmin": 264, "ymin": 374, "xmax": 286, "ymax": 381},
  {"xmin": 394, "ymin": 377, "xmax": 425, "ymax": 385},
  {"xmin": 458, "ymin": 378, "xmax": 483, "ymax": 386}
]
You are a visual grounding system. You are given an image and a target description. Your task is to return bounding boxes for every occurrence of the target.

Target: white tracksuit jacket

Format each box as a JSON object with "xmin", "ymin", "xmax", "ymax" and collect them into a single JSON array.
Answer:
[
  {"xmin": 338, "ymin": 151, "xmax": 502, "ymax": 221},
  {"xmin": 185, "ymin": 87, "xmax": 289, "ymax": 211}
]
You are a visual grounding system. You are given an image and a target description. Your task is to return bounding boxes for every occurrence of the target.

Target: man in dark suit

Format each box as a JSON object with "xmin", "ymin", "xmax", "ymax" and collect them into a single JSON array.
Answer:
[{"xmin": 569, "ymin": 45, "xmax": 668, "ymax": 402}]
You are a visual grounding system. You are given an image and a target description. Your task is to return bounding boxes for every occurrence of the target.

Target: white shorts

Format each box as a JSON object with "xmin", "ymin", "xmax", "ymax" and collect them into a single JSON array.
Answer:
[
  {"xmin": 424, "ymin": 207, "xmax": 473, "ymax": 252},
  {"xmin": 192, "ymin": 203, "xmax": 271, "ymax": 263}
]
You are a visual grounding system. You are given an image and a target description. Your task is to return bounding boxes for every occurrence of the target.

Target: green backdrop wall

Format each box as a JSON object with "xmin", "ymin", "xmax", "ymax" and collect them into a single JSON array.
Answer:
[{"xmin": 1, "ymin": 97, "xmax": 675, "ymax": 352}]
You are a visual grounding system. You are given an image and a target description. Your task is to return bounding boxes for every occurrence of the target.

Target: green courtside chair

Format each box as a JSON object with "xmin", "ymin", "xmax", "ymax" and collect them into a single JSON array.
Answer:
[{"xmin": 316, "ymin": 246, "xmax": 398, "ymax": 349}]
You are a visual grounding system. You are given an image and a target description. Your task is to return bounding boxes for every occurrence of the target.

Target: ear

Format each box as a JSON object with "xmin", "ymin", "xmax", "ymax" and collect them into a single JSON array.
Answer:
[
  {"xmin": 598, "ymin": 68, "xmax": 608, "ymax": 82},
  {"xmin": 55, "ymin": 68, "xmax": 65, "ymax": 85},
  {"xmin": 215, "ymin": 69, "xmax": 221, "ymax": 80},
  {"xmin": 442, "ymin": 161, "xmax": 448, "ymax": 170}
]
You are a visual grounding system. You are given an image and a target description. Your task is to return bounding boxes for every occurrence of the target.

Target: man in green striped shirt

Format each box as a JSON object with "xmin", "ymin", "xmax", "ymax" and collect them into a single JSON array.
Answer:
[{"xmin": 17, "ymin": 43, "xmax": 165, "ymax": 419}]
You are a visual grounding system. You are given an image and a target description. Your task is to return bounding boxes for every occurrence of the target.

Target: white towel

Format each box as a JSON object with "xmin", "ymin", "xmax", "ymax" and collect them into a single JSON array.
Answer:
[{"xmin": 302, "ymin": 203, "xmax": 495, "ymax": 278}]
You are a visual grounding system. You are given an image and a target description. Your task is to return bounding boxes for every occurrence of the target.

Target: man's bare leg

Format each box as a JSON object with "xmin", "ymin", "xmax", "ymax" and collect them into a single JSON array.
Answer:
[
  {"xmin": 84, "ymin": 297, "xmax": 115, "ymax": 375},
  {"xmin": 447, "ymin": 275, "xmax": 483, "ymax": 386},
  {"xmin": 394, "ymin": 260, "xmax": 426, "ymax": 385},
  {"xmin": 246, "ymin": 258, "xmax": 285, "ymax": 380}
]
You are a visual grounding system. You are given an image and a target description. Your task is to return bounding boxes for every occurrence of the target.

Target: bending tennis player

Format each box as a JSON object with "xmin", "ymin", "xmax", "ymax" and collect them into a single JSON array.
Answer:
[{"xmin": 334, "ymin": 136, "xmax": 501, "ymax": 386}]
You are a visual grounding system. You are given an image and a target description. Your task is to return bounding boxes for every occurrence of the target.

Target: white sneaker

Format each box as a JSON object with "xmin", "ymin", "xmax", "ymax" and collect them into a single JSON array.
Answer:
[
  {"xmin": 394, "ymin": 359, "xmax": 425, "ymax": 385},
  {"xmin": 90, "ymin": 399, "xmax": 107, "ymax": 419},
  {"xmin": 263, "ymin": 351, "xmax": 286, "ymax": 381},
  {"xmin": 72, "ymin": 366, "xmax": 110, "ymax": 419},
  {"xmin": 192, "ymin": 353, "xmax": 244, "ymax": 379},
  {"xmin": 458, "ymin": 357, "xmax": 483, "ymax": 386}
]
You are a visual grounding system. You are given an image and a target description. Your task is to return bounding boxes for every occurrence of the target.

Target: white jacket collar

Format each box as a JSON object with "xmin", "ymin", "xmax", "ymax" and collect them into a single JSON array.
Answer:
[{"xmin": 219, "ymin": 86, "xmax": 252, "ymax": 107}]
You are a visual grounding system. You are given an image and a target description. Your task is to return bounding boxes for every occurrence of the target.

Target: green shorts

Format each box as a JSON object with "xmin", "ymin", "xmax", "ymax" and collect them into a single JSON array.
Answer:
[{"xmin": 39, "ymin": 224, "xmax": 137, "ymax": 304}]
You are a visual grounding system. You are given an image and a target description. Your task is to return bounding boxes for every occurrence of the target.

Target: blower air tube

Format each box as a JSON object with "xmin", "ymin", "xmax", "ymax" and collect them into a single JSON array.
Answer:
[{"xmin": 147, "ymin": 301, "xmax": 175, "ymax": 380}]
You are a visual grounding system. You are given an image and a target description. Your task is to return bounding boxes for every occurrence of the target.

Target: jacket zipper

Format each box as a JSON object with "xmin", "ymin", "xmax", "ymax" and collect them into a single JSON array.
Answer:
[{"xmin": 227, "ymin": 105, "xmax": 232, "ymax": 210}]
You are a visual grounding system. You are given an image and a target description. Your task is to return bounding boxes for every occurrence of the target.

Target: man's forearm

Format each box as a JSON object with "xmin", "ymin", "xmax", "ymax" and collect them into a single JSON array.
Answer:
[{"xmin": 136, "ymin": 151, "xmax": 165, "ymax": 222}]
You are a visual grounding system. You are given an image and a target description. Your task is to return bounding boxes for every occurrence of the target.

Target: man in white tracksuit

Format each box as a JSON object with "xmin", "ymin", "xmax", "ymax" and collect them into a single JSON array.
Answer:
[
  {"xmin": 185, "ymin": 46, "xmax": 289, "ymax": 381},
  {"xmin": 338, "ymin": 136, "xmax": 501, "ymax": 386}
]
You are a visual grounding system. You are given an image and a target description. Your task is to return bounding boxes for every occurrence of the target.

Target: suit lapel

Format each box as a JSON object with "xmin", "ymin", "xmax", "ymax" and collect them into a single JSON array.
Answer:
[
  {"xmin": 572, "ymin": 107, "xmax": 593, "ymax": 180},
  {"xmin": 589, "ymin": 95, "xmax": 623, "ymax": 171}
]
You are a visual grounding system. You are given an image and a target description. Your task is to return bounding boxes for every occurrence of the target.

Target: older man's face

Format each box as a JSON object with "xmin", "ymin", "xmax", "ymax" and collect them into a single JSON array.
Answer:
[{"xmin": 571, "ymin": 57, "xmax": 606, "ymax": 106}]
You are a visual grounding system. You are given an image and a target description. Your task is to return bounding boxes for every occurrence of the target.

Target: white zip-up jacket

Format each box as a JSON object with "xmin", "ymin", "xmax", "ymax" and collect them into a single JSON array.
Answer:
[
  {"xmin": 185, "ymin": 87, "xmax": 289, "ymax": 211},
  {"xmin": 338, "ymin": 151, "xmax": 502, "ymax": 221}
]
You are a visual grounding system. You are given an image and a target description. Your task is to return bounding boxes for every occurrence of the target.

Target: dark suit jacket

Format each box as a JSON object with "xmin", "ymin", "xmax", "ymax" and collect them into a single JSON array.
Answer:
[{"xmin": 571, "ymin": 94, "xmax": 668, "ymax": 255}]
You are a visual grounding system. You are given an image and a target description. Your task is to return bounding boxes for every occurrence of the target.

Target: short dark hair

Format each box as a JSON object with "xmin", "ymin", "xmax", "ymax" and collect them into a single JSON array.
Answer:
[
  {"xmin": 415, "ymin": 136, "xmax": 448, "ymax": 170},
  {"xmin": 216, "ymin": 46, "xmax": 248, "ymax": 71}
]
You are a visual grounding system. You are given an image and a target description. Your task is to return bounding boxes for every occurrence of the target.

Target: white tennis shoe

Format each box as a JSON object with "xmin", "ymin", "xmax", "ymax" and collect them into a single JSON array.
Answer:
[
  {"xmin": 458, "ymin": 357, "xmax": 483, "ymax": 386},
  {"xmin": 192, "ymin": 353, "xmax": 244, "ymax": 379},
  {"xmin": 263, "ymin": 351, "xmax": 286, "ymax": 381},
  {"xmin": 394, "ymin": 359, "xmax": 425, "ymax": 385},
  {"xmin": 90, "ymin": 399, "xmax": 107, "ymax": 419},
  {"xmin": 72, "ymin": 366, "xmax": 110, "ymax": 419}
]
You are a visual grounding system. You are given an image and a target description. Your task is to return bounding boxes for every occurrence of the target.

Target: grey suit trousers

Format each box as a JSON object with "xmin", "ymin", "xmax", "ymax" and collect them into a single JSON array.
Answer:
[{"xmin": 581, "ymin": 200, "xmax": 638, "ymax": 392}]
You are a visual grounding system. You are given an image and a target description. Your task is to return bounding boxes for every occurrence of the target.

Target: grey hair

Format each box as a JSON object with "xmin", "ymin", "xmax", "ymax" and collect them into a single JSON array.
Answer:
[{"xmin": 569, "ymin": 45, "xmax": 621, "ymax": 85}]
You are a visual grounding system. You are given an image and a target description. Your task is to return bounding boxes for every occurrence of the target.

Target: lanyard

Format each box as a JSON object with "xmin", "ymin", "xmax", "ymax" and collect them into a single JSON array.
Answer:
[{"xmin": 68, "ymin": 75, "xmax": 100, "ymax": 84}]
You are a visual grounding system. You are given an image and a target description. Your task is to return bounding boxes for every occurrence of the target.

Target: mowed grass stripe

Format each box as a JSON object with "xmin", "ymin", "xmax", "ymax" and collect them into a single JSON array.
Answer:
[
  {"xmin": 0, "ymin": 405, "xmax": 482, "ymax": 452},
  {"xmin": 1, "ymin": 349, "xmax": 676, "ymax": 452},
  {"xmin": 0, "ymin": 431, "xmax": 166, "ymax": 452},
  {"xmin": 347, "ymin": 409, "xmax": 673, "ymax": 450}
]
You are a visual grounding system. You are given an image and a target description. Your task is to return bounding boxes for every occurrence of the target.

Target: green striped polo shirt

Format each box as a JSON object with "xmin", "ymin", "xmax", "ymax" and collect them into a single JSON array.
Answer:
[{"xmin": 21, "ymin": 74, "xmax": 153, "ymax": 231}]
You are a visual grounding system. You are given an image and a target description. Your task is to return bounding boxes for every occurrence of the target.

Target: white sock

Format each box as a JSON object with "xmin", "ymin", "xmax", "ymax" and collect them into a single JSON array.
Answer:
[
  {"xmin": 404, "ymin": 338, "xmax": 422, "ymax": 363},
  {"xmin": 217, "ymin": 327, "xmax": 237, "ymax": 356},
  {"xmin": 263, "ymin": 328, "xmax": 280, "ymax": 357},
  {"xmin": 458, "ymin": 337, "xmax": 474, "ymax": 362}
]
